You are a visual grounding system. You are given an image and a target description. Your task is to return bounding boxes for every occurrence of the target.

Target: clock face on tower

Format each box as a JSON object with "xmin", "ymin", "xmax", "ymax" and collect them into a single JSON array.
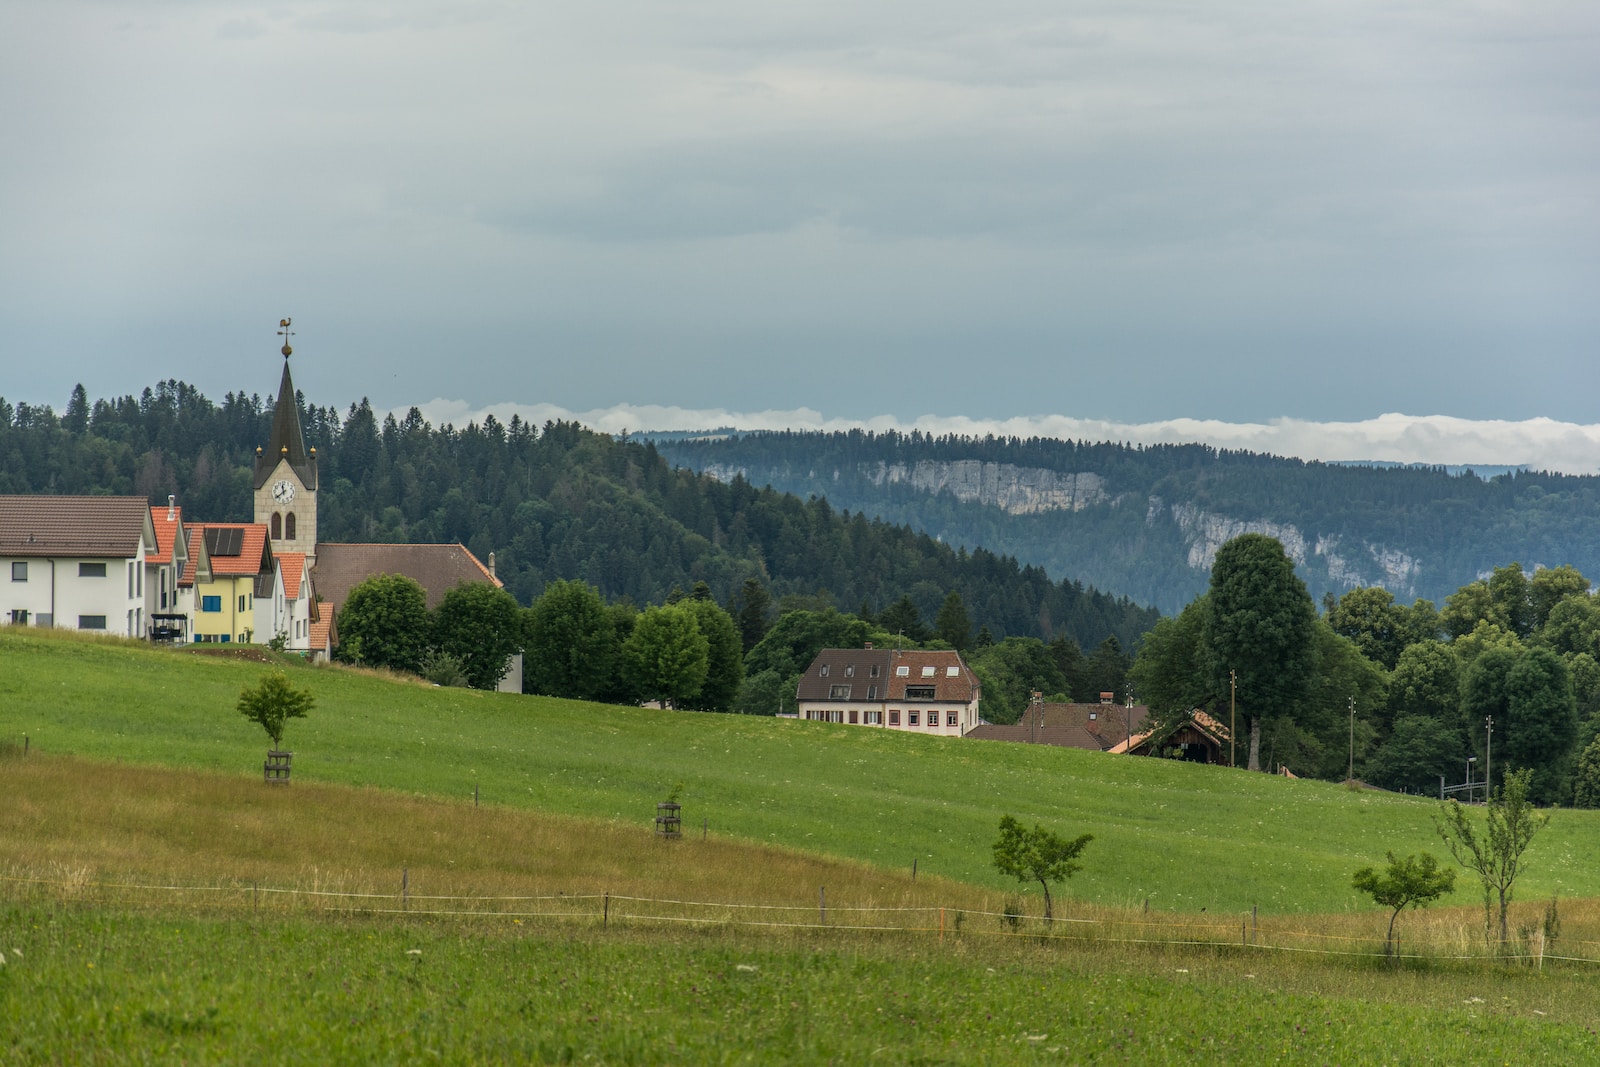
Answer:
[{"xmin": 271, "ymin": 479, "xmax": 297, "ymax": 504}]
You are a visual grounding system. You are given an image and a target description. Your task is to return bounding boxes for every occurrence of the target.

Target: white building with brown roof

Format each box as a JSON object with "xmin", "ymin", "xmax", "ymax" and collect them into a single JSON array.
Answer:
[
  {"xmin": 795, "ymin": 645, "xmax": 981, "ymax": 736},
  {"xmin": 0, "ymin": 495, "xmax": 157, "ymax": 636}
]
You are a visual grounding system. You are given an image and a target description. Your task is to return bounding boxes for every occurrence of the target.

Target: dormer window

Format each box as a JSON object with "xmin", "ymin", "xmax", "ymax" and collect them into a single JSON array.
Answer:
[
  {"xmin": 869, "ymin": 665, "xmax": 880, "ymax": 678},
  {"xmin": 845, "ymin": 665, "xmax": 855, "ymax": 677},
  {"xmin": 921, "ymin": 666, "xmax": 936, "ymax": 678},
  {"xmin": 946, "ymin": 666, "xmax": 960, "ymax": 677},
  {"xmin": 896, "ymin": 666, "xmax": 910, "ymax": 677},
  {"xmin": 820, "ymin": 665, "xmax": 830, "ymax": 677}
]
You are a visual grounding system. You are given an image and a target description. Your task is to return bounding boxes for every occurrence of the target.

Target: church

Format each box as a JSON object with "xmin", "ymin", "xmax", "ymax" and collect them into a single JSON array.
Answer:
[{"xmin": 250, "ymin": 322, "xmax": 522, "ymax": 690}]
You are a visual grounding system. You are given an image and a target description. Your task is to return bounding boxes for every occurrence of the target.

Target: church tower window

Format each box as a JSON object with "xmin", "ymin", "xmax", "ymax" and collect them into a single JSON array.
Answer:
[
  {"xmin": 285, "ymin": 512, "xmax": 296, "ymax": 540},
  {"xmin": 271, "ymin": 513, "xmax": 282, "ymax": 540}
]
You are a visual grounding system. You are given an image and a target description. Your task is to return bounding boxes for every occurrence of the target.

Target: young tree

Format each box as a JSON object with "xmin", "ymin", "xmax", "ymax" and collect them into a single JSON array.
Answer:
[
  {"xmin": 991, "ymin": 814, "xmax": 1093, "ymax": 923},
  {"xmin": 1351, "ymin": 851, "xmax": 1456, "ymax": 958},
  {"xmin": 237, "ymin": 671, "xmax": 315, "ymax": 748},
  {"xmin": 337, "ymin": 573, "xmax": 431, "ymax": 673},
  {"xmin": 1435, "ymin": 768, "xmax": 1548, "ymax": 950},
  {"xmin": 1201, "ymin": 535, "xmax": 1317, "ymax": 771},
  {"xmin": 432, "ymin": 582, "xmax": 526, "ymax": 690}
]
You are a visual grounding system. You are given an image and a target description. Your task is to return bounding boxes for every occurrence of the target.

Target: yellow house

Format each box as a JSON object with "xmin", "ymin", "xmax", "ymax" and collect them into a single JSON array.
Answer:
[{"xmin": 183, "ymin": 523, "xmax": 273, "ymax": 644}]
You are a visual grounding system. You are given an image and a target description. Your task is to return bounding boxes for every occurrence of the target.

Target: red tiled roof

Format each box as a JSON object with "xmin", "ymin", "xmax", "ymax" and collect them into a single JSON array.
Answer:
[
  {"xmin": 883, "ymin": 649, "xmax": 978, "ymax": 703},
  {"xmin": 277, "ymin": 552, "xmax": 307, "ymax": 600},
  {"xmin": 308, "ymin": 617, "xmax": 332, "ymax": 655},
  {"xmin": 184, "ymin": 523, "xmax": 272, "ymax": 581},
  {"xmin": 969, "ymin": 702, "xmax": 1149, "ymax": 751},
  {"xmin": 0, "ymin": 495, "xmax": 154, "ymax": 558},
  {"xmin": 149, "ymin": 504, "xmax": 183, "ymax": 565}
]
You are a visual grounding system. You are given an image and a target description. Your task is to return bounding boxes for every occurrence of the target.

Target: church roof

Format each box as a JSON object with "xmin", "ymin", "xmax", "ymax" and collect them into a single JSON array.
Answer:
[
  {"xmin": 311, "ymin": 542, "xmax": 502, "ymax": 614},
  {"xmin": 253, "ymin": 357, "xmax": 318, "ymax": 491}
]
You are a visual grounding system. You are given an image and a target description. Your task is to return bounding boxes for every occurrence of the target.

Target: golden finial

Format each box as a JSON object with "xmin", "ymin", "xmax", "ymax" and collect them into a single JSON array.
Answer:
[{"xmin": 278, "ymin": 317, "xmax": 294, "ymax": 358}]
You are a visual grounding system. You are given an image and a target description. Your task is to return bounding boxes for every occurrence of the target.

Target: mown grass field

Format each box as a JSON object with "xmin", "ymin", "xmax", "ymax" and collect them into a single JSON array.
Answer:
[{"xmin": 5, "ymin": 627, "xmax": 1600, "ymax": 915}]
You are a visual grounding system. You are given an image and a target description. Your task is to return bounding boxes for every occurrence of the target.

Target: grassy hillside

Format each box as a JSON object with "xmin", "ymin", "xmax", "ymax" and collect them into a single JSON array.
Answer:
[{"xmin": 6, "ymin": 628, "xmax": 1600, "ymax": 916}]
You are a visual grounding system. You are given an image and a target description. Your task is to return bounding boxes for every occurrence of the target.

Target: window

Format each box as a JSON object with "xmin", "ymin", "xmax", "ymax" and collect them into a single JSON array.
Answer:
[
  {"xmin": 9, "ymin": 610, "xmax": 28, "ymax": 625},
  {"xmin": 845, "ymin": 665, "xmax": 855, "ymax": 677},
  {"xmin": 927, "ymin": 715, "xmax": 938, "ymax": 728},
  {"xmin": 896, "ymin": 666, "xmax": 910, "ymax": 677},
  {"xmin": 79, "ymin": 562, "xmax": 106, "ymax": 578},
  {"xmin": 78, "ymin": 615, "xmax": 107, "ymax": 630},
  {"xmin": 869, "ymin": 665, "xmax": 880, "ymax": 678},
  {"xmin": 201, "ymin": 595, "xmax": 222, "ymax": 613},
  {"xmin": 271, "ymin": 513, "xmax": 282, "ymax": 539},
  {"xmin": 285, "ymin": 512, "xmax": 296, "ymax": 540},
  {"xmin": 906, "ymin": 685, "xmax": 936, "ymax": 699},
  {"xmin": 10, "ymin": 562, "xmax": 24, "ymax": 582},
  {"xmin": 908, "ymin": 712, "xmax": 919, "ymax": 726},
  {"xmin": 848, "ymin": 710, "xmax": 858, "ymax": 724},
  {"xmin": 820, "ymin": 665, "xmax": 829, "ymax": 677},
  {"xmin": 829, "ymin": 684, "xmax": 851, "ymax": 699},
  {"xmin": 1089, "ymin": 712, "xmax": 1097, "ymax": 720},
  {"xmin": 864, "ymin": 710, "xmax": 882, "ymax": 725},
  {"xmin": 947, "ymin": 712, "xmax": 958, "ymax": 727},
  {"xmin": 921, "ymin": 666, "xmax": 936, "ymax": 678},
  {"xmin": 239, "ymin": 594, "xmax": 250, "ymax": 613},
  {"xmin": 946, "ymin": 666, "xmax": 960, "ymax": 677},
  {"xmin": 827, "ymin": 710, "xmax": 844, "ymax": 723},
  {"xmin": 889, "ymin": 710, "xmax": 900, "ymax": 726},
  {"xmin": 866, "ymin": 686, "xmax": 877, "ymax": 700},
  {"xmin": 221, "ymin": 634, "xmax": 231, "ymax": 643}
]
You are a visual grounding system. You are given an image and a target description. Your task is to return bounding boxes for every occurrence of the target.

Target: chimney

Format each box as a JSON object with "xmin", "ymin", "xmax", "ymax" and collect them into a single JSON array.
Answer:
[
  {"xmin": 488, "ymin": 551, "xmax": 497, "ymax": 580},
  {"xmin": 1100, "ymin": 692, "xmax": 1114, "ymax": 705},
  {"xmin": 864, "ymin": 641, "xmax": 873, "ymax": 650},
  {"xmin": 167, "ymin": 495, "xmax": 176, "ymax": 521}
]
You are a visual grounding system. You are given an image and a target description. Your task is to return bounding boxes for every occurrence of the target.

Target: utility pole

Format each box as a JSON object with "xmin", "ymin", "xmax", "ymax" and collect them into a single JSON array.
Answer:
[
  {"xmin": 1229, "ymin": 669, "xmax": 1237, "ymax": 769},
  {"xmin": 1348, "ymin": 695, "xmax": 1356, "ymax": 782},
  {"xmin": 1485, "ymin": 715, "xmax": 1494, "ymax": 798}
]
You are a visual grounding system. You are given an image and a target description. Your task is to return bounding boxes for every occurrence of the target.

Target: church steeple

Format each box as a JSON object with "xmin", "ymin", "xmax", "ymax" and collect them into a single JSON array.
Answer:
[
  {"xmin": 253, "ymin": 318, "xmax": 319, "ymax": 562},
  {"xmin": 253, "ymin": 319, "xmax": 318, "ymax": 492}
]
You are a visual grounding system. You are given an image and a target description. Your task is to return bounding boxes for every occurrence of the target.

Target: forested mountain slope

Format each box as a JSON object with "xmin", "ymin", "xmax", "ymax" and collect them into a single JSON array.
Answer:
[
  {"xmin": 654, "ymin": 430, "xmax": 1600, "ymax": 613},
  {"xmin": 0, "ymin": 382, "xmax": 1156, "ymax": 649}
]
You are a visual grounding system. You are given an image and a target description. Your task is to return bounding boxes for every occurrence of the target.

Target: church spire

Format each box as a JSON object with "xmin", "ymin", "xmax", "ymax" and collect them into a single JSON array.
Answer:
[{"xmin": 253, "ymin": 318, "xmax": 319, "ymax": 491}]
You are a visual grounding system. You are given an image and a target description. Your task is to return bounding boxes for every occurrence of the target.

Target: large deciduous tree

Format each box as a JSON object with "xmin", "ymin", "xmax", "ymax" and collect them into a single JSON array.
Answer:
[
  {"xmin": 524, "ymin": 579, "xmax": 617, "ymax": 701},
  {"xmin": 622, "ymin": 603, "xmax": 710, "ymax": 708},
  {"xmin": 336, "ymin": 573, "xmax": 431, "ymax": 674},
  {"xmin": 432, "ymin": 582, "xmax": 526, "ymax": 690},
  {"xmin": 677, "ymin": 598, "xmax": 745, "ymax": 713},
  {"xmin": 1201, "ymin": 534, "xmax": 1317, "ymax": 771}
]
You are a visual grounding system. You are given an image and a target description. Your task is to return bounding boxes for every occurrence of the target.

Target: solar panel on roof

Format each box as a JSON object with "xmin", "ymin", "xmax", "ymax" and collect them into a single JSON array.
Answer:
[{"xmin": 208, "ymin": 528, "xmax": 243, "ymax": 556}]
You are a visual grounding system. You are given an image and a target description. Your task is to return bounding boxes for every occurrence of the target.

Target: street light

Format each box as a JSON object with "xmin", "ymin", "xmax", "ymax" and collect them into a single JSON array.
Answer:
[{"xmin": 1467, "ymin": 756, "xmax": 1477, "ymax": 803}]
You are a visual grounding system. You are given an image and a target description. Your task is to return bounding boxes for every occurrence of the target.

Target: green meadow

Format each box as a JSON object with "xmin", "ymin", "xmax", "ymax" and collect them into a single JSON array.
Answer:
[
  {"xmin": 8, "ymin": 628, "xmax": 1600, "ymax": 1062},
  {"xmin": 4, "ymin": 628, "xmax": 1599, "ymax": 915}
]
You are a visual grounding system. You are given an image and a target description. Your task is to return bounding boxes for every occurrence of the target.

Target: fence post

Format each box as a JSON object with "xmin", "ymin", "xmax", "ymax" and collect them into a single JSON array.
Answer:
[
  {"xmin": 474, "ymin": 783, "xmax": 479, "ymax": 808},
  {"xmin": 604, "ymin": 891, "xmax": 610, "ymax": 929},
  {"xmin": 402, "ymin": 868, "xmax": 409, "ymax": 912},
  {"xmin": 820, "ymin": 886, "xmax": 826, "ymax": 925},
  {"xmin": 1252, "ymin": 904, "xmax": 1258, "ymax": 944},
  {"xmin": 940, "ymin": 907, "xmax": 946, "ymax": 941},
  {"xmin": 1241, "ymin": 921, "xmax": 1246, "ymax": 946},
  {"xmin": 703, "ymin": 817, "xmax": 707, "ymax": 841},
  {"xmin": 912, "ymin": 858, "xmax": 917, "ymax": 882}
]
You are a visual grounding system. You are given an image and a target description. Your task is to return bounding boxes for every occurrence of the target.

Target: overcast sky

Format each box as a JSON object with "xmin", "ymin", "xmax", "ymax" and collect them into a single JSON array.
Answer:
[{"xmin": 4, "ymin": 2, "xmax": 1597, "ymax": 466}]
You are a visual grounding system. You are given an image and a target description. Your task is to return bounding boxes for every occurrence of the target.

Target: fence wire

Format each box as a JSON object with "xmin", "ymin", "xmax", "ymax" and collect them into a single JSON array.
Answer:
[{"xmin": 1, "ymin": 872, "xmax": 1588, "ymax": 967}]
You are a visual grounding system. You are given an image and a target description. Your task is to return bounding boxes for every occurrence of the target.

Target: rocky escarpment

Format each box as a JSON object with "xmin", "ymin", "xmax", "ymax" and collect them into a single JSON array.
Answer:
[
  {"xmin": 1164, "ymin": 501, "xmax": 1421, "ymax": 596},
  {"xmin": 861, "ymin": 460, "xmax": 1109, "ymax": 515}
]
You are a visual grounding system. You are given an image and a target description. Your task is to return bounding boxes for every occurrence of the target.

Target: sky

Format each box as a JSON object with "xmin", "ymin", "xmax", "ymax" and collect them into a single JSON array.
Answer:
[{"xmin": 3, "ymin": 2, "xmax": 1598, "ymax": 468}]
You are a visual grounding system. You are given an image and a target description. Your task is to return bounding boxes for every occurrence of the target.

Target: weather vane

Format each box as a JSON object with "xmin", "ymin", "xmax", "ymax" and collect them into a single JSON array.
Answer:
[{"xmin": 278, "ymin": 317, "xmax": 294, "ymax": 359}]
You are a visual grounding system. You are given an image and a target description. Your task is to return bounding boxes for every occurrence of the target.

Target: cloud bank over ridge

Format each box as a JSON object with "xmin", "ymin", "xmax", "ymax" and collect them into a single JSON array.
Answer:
[{"xmin": 407, "ymin": 400, "xmax": 1600, "ymax": 476}]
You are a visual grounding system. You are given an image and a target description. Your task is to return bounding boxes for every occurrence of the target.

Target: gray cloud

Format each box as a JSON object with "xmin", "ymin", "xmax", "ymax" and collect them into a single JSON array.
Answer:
[{"xmin": 1, "ymin": 1, "xmax": 1596, "ymax": 426}]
